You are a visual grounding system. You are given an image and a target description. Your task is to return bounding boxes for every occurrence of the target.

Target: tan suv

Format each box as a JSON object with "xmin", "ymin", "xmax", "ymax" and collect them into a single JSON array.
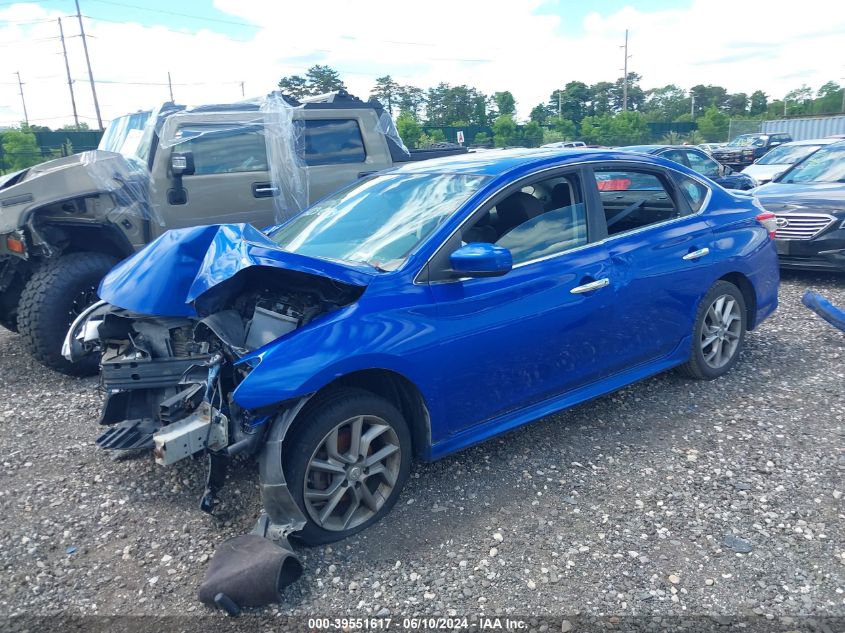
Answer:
[{"xmin": 0, "ymin": 91, "xmax": 465, "ymax": 373}]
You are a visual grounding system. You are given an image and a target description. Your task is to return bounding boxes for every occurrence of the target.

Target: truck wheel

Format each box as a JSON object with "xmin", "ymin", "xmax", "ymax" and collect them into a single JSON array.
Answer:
[
  {"xmin": 17, "ymin": 252, "xmax": 117, "ymax": 376},
  {"xmin": 284, "ymin": 388, "xmax": 412, "ymax": 546}
]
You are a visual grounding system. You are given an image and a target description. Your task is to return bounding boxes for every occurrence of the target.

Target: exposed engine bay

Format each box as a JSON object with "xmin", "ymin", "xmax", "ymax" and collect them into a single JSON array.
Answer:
[{"xmin": 64, "ymin": 267, "xmax": 363, "ymax": 514}]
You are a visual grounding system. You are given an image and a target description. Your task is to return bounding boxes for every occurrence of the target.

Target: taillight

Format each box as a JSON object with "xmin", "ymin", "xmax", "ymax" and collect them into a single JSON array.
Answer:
[{"xmin": 756, "ymin": 211, "xmax": 777, "ymax": 239}]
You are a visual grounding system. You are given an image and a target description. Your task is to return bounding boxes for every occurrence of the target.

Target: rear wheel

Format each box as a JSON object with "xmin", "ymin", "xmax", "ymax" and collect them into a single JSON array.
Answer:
[
  {"xmin": 284, "ymin": 388, "xmax": 411, "ymax": 545},
  {"xmin": 679, "ymin": 281, "xmax": 746, "ymax": 380},
  {"xmin": 17, "ymin": 252, "xmax": 117, "ymax": 376}
]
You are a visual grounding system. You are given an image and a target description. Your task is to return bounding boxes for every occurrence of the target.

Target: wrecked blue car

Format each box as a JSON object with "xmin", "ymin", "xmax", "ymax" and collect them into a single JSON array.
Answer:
[{"xmin": 64, "ymin": 148, "xmax": 779, "ymax": 550}]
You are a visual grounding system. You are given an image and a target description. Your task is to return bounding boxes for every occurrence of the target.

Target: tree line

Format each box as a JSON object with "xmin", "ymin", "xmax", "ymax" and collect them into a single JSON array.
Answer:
[{"xmin": 279, "ymin": 65, "xmax": 845, "ymax": 147}]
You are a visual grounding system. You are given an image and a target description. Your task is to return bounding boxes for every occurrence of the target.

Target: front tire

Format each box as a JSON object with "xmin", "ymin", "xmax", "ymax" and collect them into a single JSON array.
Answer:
[
  {"xmin": 17, "ymin": 252, "xmax": 117, "ymax": 376},
  {"xmin": 679, "ymin": 280, "xmax": 746, "ymax": 380},
  {"xmin": 284, "ymin": 388, "xmax": 412, "ymax": 546}
]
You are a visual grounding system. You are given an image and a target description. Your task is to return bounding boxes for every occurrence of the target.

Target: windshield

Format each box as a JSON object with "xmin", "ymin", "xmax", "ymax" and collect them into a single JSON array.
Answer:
[
  {"xmin": 97, "ymin": 110, "xmax": 153, "ymax": 164},
  {"xmin": 270, "ymin": 173, "xmax": 489, "ymax": 270},
  {"xmin": 728, "ymin": 134, "xmax": 767, "ymax": 148},
  {"xmin": 779, "ymin": 143, "xmax": 845, "ymax": 184},
  {"xmin": 757, "ymin": 143, "xmax": 823, "ymax": 165}
]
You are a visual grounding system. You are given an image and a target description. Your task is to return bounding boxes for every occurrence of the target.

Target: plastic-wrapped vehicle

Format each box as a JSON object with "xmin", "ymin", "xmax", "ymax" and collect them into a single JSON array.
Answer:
[
  {"xmin": 64, "ymin": 148, "xmax": 778, "ymax": 575},
  {"xmin": 0, "ymin": 91, "xmax": 465, "ymax": 374}
]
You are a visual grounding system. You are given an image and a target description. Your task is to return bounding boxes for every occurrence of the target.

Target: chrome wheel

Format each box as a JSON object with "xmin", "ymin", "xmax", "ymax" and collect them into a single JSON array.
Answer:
[
  {"xmin": 700, "ymin": 294, "xmax": 742, "ymax": 369},
  {"xmin": 303, "ymin": 415, "xmax": 402, "ymax": 532}
]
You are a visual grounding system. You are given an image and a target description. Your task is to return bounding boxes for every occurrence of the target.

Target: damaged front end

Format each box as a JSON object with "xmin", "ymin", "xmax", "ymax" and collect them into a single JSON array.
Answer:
[{"xmin": 63, "ymin": 223, "xmax": 370, "ymax": 605}]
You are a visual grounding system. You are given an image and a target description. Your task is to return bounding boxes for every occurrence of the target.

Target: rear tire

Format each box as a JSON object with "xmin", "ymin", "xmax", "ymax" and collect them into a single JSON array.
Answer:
[
  {"xmin": 679, "ymin": 280, "xmax": 746, "ymax": 380},
  {"xmin": 283, "ymin": 388, "xmax": 412, "ymax": 546},
  {"xmin": 17, "ymin": 252, "xmax": 117, "ymax": 376}
]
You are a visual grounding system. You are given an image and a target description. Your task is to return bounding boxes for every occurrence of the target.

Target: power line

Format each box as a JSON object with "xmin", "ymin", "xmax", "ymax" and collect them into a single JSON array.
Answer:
[{"xmin": 85, "ymin": 0, "xmax": 260, "ymax": 29}]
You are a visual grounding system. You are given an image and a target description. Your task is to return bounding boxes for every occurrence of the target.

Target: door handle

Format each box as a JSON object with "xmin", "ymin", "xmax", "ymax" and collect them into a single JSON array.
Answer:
[
  {"xmin": 682, "ymin": 247, "xmax": 710, "ymax": 261},
  {"xmin": 252, "ymin": 182, "xmax": 280, "ymax": 198},
  {"xmin": 570, "ymin": 278, "xmax": 610, "ymax": 294}
]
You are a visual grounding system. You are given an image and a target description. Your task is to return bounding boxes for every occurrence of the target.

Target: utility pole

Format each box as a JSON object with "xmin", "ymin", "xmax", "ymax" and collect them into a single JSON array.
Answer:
[
  {"xmin": 167, "ymin": 71, "xmax": 174, "ymax": 102},
  {"xmin": 15, "ymin": 71, "xmax": 29, "ymax": 126},
  {"xmin": 558, "ymin": 89, "xmax": 562, "ymax": 119},
  {"xmin": 240, "ymin": 81, "xmax": 245, "ymax": 97},
  {"xmin": 58, "ymin": 18, "xmax": 80, "ymax": 130},
  {"xmin": 690, "ymin": 92, "xmax": 695, "ymax": 119},
  {"xmin": 74, "ymin": 0, "xmax": 103, "ymax": 131},
  {"xmin": 621, "ymin": 29, "xmax": 630, "ymax": 112}
]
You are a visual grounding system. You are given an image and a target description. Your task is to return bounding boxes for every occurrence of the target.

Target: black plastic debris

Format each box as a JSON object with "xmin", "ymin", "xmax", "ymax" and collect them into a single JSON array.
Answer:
[
  {"xmin": 802, "ymin": 290, "xmax": 845, "ymax": 332},
  {"xmin": 198, "ymin": 534, "xmax": 302, "ymax": 614}
]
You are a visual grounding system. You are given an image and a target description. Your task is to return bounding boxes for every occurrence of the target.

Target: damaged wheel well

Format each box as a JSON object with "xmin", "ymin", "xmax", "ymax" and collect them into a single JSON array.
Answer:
[
  {"xmin": 719, "ymin": 272, "xmax": 757, "ymax": 329},
  {"xmin": 296, "ymin": 369, "xmax": 431, "ymax": 460}
]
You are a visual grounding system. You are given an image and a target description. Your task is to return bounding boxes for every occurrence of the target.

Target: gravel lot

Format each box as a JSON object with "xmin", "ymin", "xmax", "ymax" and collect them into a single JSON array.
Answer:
[{"xmin": 0, "ymin": 271, "xmax": 843, "ymax": 625}]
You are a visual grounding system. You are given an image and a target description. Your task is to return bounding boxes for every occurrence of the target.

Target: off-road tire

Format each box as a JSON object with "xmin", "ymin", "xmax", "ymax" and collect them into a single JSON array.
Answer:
[
  {"xmin": 284, "ymin": 388, "xmax": 412, "ymax": 546},
  {"xmin": 17, "ymin": 252, "xmax": 117, "ymax": 376},
  {"xmin": 679, "ymin": 280, "xmax": 747, "ymax": 380}
]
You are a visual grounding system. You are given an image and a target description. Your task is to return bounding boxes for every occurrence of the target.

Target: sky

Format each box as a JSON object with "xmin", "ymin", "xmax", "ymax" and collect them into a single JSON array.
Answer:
[{"xmin": 1, "ymin": 0, "xmax": 844, "ymax": 129}]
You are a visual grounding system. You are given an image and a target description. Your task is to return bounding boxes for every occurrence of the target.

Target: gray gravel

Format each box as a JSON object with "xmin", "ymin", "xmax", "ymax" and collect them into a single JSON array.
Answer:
[{"xmin": 0, "ymin": 271, "xmax": 843, "ymax": 621}]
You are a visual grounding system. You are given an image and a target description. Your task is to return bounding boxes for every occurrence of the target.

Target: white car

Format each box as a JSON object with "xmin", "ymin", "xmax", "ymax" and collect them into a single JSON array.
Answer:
[
  {"xmin": 541, "ymin": 141, "xmax": 586, "ymax": 148},
  {"xmin": 698, "ymin": 143, "xmax": 726, "ymax": 154},
  {"xmin": 742, "ymin": 138, "xmax": 838, "ymax": 185}
]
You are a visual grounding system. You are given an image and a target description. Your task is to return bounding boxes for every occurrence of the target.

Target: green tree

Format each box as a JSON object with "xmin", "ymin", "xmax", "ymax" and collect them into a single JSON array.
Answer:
[
  {"xmin": 522, "ymin": 121, "xmax": 543, "ymax": 147},
  {"xmin": 749, "ymin": 90, "xmax": 768, "ymax": 116},
  {"xmin": 589, "ymin": 81, "xmax": 615, "ymax": 116},
  {"xmin": 370, "ymin": 75, "xmax": 400, "ymax": 115},
  {"xmin": 611, "ymin": 73, "xmax": 645, "ymax": 112},
  {"xmin": 727, "ymin": 93, "xmax": 749, "ymax": 116},
  {"xmin": 395, "ymin": 110, "xmax": 422, "ymax": 148},
  {"xmin": 813, "ymin": 81, "xmax": 843, "ymax": 114},
  {"xmin": 396, "ymin": 85, "xmax": 426, "ymax": 119},
  {"xmin": 548, "ymin": 117, "xmax": 577, "ymax": 139},
  {"xmin": 529, "ymin": 103, "xmax": 551, "ymax": 124},
  {"xmin": 278, "ymin": 74, "xmax": 309, "ymax": 99},
  {"xmin": 0, "ymin": 128, "xmax": 41, "ymax": 171},
  {"xmin": 548, "ymin": 81, "xmax": 591, "ymax": 123},
  {"xmin": 473, "ymin": 132, "xmax": 491, "ymax": 146},
  {"xmin": 305, "ymin": 64, "xmax": 347, "ymax": 94},
  {"xmin": 696, "ymin": 106, "xmax": 729, "ymax": 141},
  {"xmin": 784, "ymin": 84, "xmax": 813, "ymax": 115},
  {"xmin": 643, "ymin": 84, "xmax": 688, "ymax": 120},
  {"xmin": 425, "ymin": 83, "xmax": 489, "ymax": 126},
  {"xmin": 492, "ymin": 114, "xmax": 517, "ymax": 147},
  {"xmin": 493, "ymin": 91, "xmax": 516, "ymax": 117},
  {"xmin": 60, "ymin": 122, "xmax": 89, "ymax": 131}
]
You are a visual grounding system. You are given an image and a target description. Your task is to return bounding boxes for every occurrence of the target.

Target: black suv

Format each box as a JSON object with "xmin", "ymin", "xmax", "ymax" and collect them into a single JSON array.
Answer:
[{"xmin": 712, "ymin": 133, "xmax": 792, "ymax": 169}]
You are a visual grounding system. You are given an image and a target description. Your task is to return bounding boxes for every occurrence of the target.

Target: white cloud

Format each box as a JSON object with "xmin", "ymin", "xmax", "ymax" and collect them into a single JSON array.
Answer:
[{"xmin": 1, "ymin": 0, "xmax": 844, "ymax": 128}]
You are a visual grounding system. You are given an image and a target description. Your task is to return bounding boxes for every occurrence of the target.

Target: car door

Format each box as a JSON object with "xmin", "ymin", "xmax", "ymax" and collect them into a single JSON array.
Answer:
[
  {"xmin": 588, "ymin": 162, "xmax": 715, "ymax": 372},
  {"xmin": 152, "ymin": 120, "xmax": 278, "ymax": 233},
  {"xmin": 425, "ymin": 168, "xmax": 616, "ymax": 432}
]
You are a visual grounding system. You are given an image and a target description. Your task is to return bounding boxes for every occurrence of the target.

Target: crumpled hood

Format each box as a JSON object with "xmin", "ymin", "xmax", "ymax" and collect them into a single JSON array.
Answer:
[
  {"xmin": 753, "ymin": 182, "xmax": 845, "ymax": 215},
  {"xmin": 0, "ymin": 150, "xmax": 146, "ymax": 234},
  {"xmin": 99, "ymin": 223, "xmax": 374, "ymax": 317}
]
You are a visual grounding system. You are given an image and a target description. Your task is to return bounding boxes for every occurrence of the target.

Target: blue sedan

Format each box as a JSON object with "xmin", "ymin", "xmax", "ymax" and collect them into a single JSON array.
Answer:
[{"xmin": 66, "ymin": 148, "xmax": 779, "ymax": 549}]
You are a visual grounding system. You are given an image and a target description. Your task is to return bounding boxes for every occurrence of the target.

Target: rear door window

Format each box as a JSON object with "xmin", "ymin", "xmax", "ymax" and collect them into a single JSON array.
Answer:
[
  {"xmin": 302, "ymin": 119, "xmax": 366, "ymax": 166},
  {"xmin": 591, "ymin": 168, "xmax": 684, "ymax": 236}
]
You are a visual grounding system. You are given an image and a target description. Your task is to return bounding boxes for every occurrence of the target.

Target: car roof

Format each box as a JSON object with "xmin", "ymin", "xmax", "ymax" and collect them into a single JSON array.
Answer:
[{"xmin": 390, "ymin": 147, "xmax": 672, "ymax": 177}]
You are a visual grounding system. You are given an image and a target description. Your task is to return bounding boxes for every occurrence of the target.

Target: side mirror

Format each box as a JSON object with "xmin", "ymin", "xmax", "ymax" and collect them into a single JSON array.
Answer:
[
  {"xmin": 450, "ymin": 243, "xmax": 512, "ymax": 278},
  {"xmin": 718, "ymin": 164, "xmax": 733, "ymax": 177},
  {"xmin": 170, "ymin": 151, "xmax": 195, "ymax": 176}
]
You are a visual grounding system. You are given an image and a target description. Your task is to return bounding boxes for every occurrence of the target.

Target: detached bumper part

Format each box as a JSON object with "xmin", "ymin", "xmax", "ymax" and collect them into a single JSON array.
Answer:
[
  {"xmin": 197, "ymin": 533, "xmax": 302, "ymax": 613},
  {"xmin": 802, "ymin": 290, "xmax": 845, "ymax": 332}
]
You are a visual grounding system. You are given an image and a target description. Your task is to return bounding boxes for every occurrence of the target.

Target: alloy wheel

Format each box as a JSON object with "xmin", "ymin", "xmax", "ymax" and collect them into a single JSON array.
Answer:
[
  {"xmin": 303, "ymin": 415, "xmax": 402, "ymax": 532},
  {"xmin": 700, "ymin": 294, "xmax": 742, "ymax": 369}
]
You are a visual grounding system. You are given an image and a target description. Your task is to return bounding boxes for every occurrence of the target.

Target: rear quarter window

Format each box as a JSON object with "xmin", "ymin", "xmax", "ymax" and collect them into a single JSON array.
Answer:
[{"xmin": 677, "ymin": 176, "xmax": 709, "ymax": 212}]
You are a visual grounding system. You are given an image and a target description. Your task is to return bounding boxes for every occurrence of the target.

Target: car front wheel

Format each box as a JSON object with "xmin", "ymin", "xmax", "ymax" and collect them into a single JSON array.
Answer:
[
  {"xmin": 284, "ymin": 388, "xmax": 412, "ymax": 545},
  {"xmin": 680, "ymin": 280, "xmax": 747, "ymax": 380}
]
